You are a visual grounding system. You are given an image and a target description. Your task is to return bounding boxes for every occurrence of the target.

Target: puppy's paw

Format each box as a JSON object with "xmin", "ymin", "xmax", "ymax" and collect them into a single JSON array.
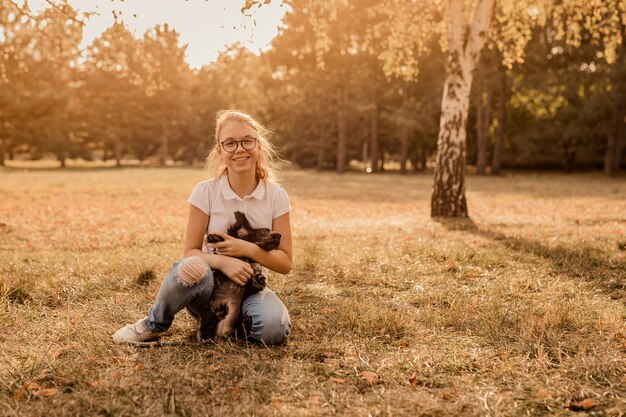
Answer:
[
  {"xmin": 251, "ymin": 273, "xmax": 266, "ymax": 290},
  {"xmin": 259, "ymin": 233, "xmax": 281, "ymax": 251},
  {"xmin": 206, "ymin": 234, "xmax": 225, "ymax": 244}
]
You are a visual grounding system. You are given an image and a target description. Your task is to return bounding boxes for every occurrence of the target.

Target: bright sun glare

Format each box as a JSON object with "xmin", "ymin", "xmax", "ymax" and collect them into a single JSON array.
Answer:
[{"xmin": 25, "ymin": 0, "xmax": 289, "ymax": 68}]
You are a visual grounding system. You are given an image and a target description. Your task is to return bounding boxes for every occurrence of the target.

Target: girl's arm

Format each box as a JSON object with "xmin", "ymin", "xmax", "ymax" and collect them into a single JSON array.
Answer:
[
  {"xmin": 209, "ymin": 212, "xmax": 293, "ymax": 274},
  {"xmin": 183, "ymin": 205, "xmax": 253, "ymax": 286}
]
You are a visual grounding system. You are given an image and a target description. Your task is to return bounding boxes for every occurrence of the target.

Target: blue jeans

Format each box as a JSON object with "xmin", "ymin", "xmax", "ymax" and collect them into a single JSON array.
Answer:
[{"xmin": 146, "ymin": 260, "xmax": 291, "ymax": 345}]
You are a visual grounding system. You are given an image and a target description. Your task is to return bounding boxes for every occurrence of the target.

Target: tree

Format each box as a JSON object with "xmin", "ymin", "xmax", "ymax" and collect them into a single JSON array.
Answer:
[
  {"xmin": 142, "ymin": 24, "xmax": 192, "ymax": 165},
  {"xmin": 370, "ymin": 0, "xmax": 626, "ymax": 216},
  {"xmin": 604, "ymin": 3, "xmax": 626, "ymax": 176},
  {"xmin": 0, "ymin": 1, "xmax": 83, "ymax": 167},
  {"xmin": 0, "ymin": 0, "xmax": 31, "ymax": 165},
  {"xmin": 427, "ymin": 0, "xmax": 494, "ymax": 216},
  {"xmin": 83, "ymin": 22, "xmax": 147, "ymax": 165}
]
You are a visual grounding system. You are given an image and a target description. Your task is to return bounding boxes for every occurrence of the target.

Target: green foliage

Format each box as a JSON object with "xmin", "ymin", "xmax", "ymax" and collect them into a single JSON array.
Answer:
[{"xmin": 0, "ymin": 0, "xmax": 624, "ymax": 172}]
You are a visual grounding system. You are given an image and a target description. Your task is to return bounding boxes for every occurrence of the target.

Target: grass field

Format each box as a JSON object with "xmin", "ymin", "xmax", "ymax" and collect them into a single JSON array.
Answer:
[{"xmin": 1, "ymin": 167, "xmax": 625, "ymax": 416}]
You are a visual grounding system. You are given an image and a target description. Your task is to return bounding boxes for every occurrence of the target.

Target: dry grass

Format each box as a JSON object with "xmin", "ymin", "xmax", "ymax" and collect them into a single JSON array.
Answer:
[{"xmin": 1, "ymin": 167, "xmax": 625, "ymax": 416}]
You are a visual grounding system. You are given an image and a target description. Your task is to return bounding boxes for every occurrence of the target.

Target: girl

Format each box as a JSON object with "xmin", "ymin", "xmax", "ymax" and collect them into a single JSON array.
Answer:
[{"xmin": 113, "ymin": 110, "xmax": 292, "ymax": 345}]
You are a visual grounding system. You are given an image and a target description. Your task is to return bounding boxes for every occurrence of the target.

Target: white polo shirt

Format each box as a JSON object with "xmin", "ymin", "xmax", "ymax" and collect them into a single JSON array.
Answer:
[{"xmin": 187, "ymin": 175, "xmax": 291, "ymax": 254}]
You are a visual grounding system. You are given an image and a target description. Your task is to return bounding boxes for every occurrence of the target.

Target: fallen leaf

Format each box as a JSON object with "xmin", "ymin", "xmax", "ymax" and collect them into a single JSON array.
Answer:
[
  {"xmin": 134, "ymin": 363, "xmax": 143, "ymax": 372},
  {"xmin": 270, "ymin": 398, "xmax": 283, "ymax": 409},
  {"xmin": 88, "ymin": 380, "xmax": 106, "ymax": 388},
  {"xmin": 12, "ymin": 384, "xmax": 29, "ymax": 401},
  {"xmin": 442, "ymin": 390, "xmax": 454, "ymax": 400},
  {"xmin": 408, "ymin": 373, "xmax": 417, "ymax": 387},
  {"xmin": 319, "ymin": 308, "xmax": 336, "ymax": 313},
  {"xmin": 581, "ymin": 399, "xmax": 595, "ymax": 410},
  {"xmin": 227, "ymin": 386, "xmax": 243, "ymax": 396},
  {"xmin": 329, "ymin": 377, "xmax": 346, "ymax": 384},
  {"xmin": 568, "ymin": 398, "xmax": 596, "ymax": 411},
  {"xmin": 25, "ymin": 382, "xmax": 41, "ymax": 390},
  {"xmin": 35, "ymin": 388, "xmax": 59, "ymax": 397},
  {"xmin": 537, "ymin": 388, "xmax": 551, "ymax": 399},
  {"xmin": 361, "ymin": 371, "xmax": 380, "ymax": 384}
]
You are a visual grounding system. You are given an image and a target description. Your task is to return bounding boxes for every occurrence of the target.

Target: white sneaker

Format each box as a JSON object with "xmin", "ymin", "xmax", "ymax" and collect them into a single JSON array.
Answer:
[{"xmin": 113, "ymin": 318, "xmax": 166, "ymax": 345}]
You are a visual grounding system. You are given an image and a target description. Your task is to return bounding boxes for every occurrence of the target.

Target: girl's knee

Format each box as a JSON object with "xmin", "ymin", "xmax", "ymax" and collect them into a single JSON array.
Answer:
[
  {"xmin": 174, "ymin": 256, "xmax": 210, "ymax": 287},
  {"xmin": 250, "ymin": 306, "xmax": 291, "ymax": 345}
]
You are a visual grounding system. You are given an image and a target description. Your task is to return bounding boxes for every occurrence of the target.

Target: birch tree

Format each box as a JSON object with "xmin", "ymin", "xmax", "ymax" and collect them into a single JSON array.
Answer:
[{"xmin": 369, "ymin": 0, "xmax": 626, "ymax": 217}]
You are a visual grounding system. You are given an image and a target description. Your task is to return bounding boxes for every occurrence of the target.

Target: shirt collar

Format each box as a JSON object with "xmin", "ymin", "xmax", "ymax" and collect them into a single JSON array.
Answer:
[{"xmin": 220, "ymin": 175, "xmax": 266, "ymax": 200}]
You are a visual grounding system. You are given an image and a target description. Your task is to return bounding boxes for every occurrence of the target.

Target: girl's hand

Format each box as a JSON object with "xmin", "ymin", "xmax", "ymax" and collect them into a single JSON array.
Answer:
[
  {"xmin": 208, "ymin": 232, "xmax": 255, "ymax": 258},
  {"xmin": 215, "ymin": 256, "xmax": 253, "ymax": 286}
]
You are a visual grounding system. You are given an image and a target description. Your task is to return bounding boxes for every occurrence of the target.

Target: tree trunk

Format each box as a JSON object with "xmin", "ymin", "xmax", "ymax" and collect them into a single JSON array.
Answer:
[
  {"xmin": 159, "ymin": 119, "xmax": 169, "ymax": 167},
  {"xmin": 563, "ymin": 143, "xmax": 577, "ymax": 173},
  {"xmin": 605, "ymin": 122, "xmax": 624, "ymax": 176},
  {"xmin": 370, "ymin": 102, "xmax": 380, "ymax": 173},
  {"xmin": 420, "ymin": 143, "xmax": 428, "ymax": 172},
  {"xmin": 362, "ymin": 140, "xmax": 368, "ymax": 172},
  {"xmin": 57, "ymin": 150, "xmax": 66, "ymax": 168},
  {"xmin": 605, "ymin": 16, "xmax": 625, "ymax": 176},
  {"xmin": 336, "ymin": 87, "xmax": 348, "ymax": 174},
  {"xmin": 115, "ymin": 138, "xmax": 122, "ymax": 167},
  {"xmin": 399, "ymin": 126, "xmax": 410, "ymax": 174},
  {"xmin": 604, "ymin": 134, "xmax": 616, "ymax": 176},
  {"xmin": 491, "ymin": 65, "xmax": 506, "ymax": 175},
  {"xmin": 411, "ymin": 145, "xmax": 419, "ymax": 172},
  {"xmin": 0, "ymin": 137, "xmax": 5, "ymax": 167},
  {"xmin": 317, "ymin": 123, "xmax": 326, "ymax": 171},
  {"xmin": 475, "ymin": 76, "xmax": 485, "ymax": 174},
  {"xmin": 431, "ymin": 0, "xmax": 494, "ymax": 217},
  {"xmin": 479, "ymin": 87, "xmax": 491, "ymax": 174}
]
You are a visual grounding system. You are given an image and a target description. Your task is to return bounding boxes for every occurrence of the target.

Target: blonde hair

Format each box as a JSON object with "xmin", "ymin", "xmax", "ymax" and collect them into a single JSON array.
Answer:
[{"xmin": 206, "ymin": 110, "xmax": 281, "ymax": 181}]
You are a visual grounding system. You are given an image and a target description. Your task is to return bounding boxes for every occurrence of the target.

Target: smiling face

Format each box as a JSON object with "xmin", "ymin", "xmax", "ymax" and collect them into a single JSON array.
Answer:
[{"xmin": 218, "ymin": 120, "xmax": 260, "ymax": 177}]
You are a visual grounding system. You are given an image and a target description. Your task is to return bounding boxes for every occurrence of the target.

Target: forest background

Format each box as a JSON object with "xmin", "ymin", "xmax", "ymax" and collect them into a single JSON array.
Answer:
[{"xmin": 1, "ymin": 0, "xmax": 624, "ymax": 179}]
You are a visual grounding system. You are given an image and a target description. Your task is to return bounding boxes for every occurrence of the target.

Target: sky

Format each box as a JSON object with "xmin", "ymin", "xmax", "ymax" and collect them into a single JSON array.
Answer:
[{"xmin": 24, "ymin": 0, "xmax": 290, "ymax": 68}]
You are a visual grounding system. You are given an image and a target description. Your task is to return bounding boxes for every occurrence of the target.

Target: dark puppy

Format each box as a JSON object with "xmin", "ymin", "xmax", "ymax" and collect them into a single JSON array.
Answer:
[{"xmin": 197, "ymin": 211, "xmax": 281, "ymax": 341}]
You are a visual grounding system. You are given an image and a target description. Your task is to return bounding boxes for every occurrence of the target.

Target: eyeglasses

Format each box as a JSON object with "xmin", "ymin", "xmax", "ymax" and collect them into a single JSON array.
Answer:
[{"xmin": 220, "ymin": 136, "xmax": 258, "ymax": 153}]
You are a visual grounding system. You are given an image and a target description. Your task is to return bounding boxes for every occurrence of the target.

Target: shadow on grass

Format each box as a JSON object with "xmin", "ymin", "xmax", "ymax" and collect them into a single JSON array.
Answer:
[{"xmin": 434, "ymin": 217, "xmax": 626, "ymax": 299}]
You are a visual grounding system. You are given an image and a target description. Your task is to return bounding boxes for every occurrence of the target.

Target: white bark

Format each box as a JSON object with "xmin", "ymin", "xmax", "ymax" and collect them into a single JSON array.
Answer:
[{"xmin": 431, "ymin": 0, "xmax": 494, "ymax": 217}]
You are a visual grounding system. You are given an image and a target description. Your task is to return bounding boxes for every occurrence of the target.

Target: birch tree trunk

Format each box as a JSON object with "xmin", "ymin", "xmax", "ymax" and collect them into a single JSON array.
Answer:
[{"xmin": 431, "ymin": 0, "xmax": 495, "ymax": 217}]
